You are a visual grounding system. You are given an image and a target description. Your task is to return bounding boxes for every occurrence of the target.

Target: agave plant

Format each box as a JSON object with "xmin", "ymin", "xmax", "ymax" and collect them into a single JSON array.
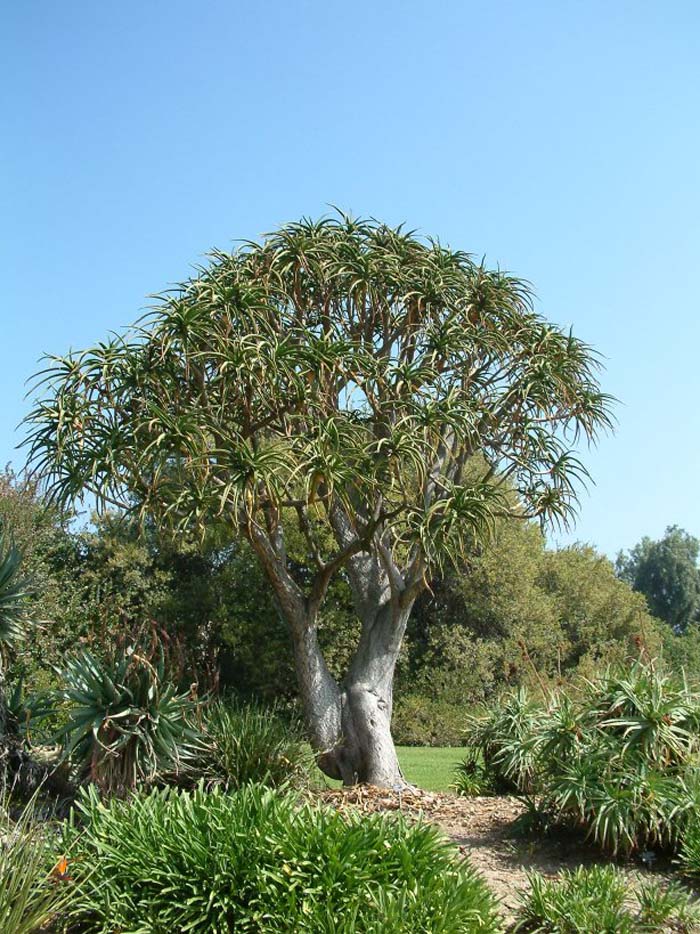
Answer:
[
  {"xmin": 0, "ymin": 535, "xmax": 30, "ymax": 656},
  {"xmin": 55, "ymin": 645, "xmax": 201, "ymax": 796}
]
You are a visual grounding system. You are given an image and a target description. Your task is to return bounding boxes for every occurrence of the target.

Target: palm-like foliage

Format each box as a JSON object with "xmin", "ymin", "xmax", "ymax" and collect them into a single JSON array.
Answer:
[
  {"xmin": 0, "ymin": 535, "xmax": 30, "ymax": 656},
  {"xmin": 23, "ymin": 214, "xmax": 614, "ymax": 783},
  {"xmin": 463, "ymin": 687, "xmax": 546, "ymax": 792},
  {"xmin": 55, "ymin": 646, "xmax": 200, "ymax": 796},
  {"xmin": 588, "ymin": 664, "xmax": 700, "ymax": 765}
]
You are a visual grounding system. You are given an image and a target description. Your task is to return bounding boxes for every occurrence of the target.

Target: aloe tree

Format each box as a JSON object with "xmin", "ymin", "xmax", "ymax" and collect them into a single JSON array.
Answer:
[{"xmin": 24, "ymin": 215, "xmax": 613, "ymax": 785}]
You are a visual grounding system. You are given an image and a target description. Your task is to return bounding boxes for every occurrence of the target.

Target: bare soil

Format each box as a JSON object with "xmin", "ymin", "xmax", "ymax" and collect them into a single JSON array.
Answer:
[{"xmin": 317, "ymin": 786, "xmax": 700, "ymax": 925}]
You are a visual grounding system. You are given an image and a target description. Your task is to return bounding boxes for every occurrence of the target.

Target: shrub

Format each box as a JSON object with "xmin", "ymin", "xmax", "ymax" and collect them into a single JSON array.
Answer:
[
  {"xmin": 514, "ymin": 865, "xmax": 632, "ymax": 933},
  {"xmin": 514, "ymin": 865, "xmax": 698, "ymax": 933},
  {"xmin": 63, "ymin": 783, "xmax": 503, "ymax": 934},
  {"xmin": 461, "ymin": 687, "xmax": 545, "ymax": 793},
  {"xmin": 0, "ymin": 793, "xmax": 73, "ymax": 934},
  {"xmin": 636, "ymin": 878, "xmax": 700, "ymax": 930},
  {"xmin": 678, "ymin": 810, "xmax": 700, "ymax": 878},
  {"xmin": 55, "ymin": 645, "xmax": 200, "ymax": 796},
  {"xmin": 544, "ymin": 663, "xmax": 700, "ymax": 854},
  {"xmin": 392, "ymin": 693, "xmax": 470, "ymax": 747},
  {"xmin": 459, "ymin": 659, "xmax": 700, "ymax": 856},
  {"xmin": 196, "ymin": 699, "xmax": 316, "ymax": 789}
]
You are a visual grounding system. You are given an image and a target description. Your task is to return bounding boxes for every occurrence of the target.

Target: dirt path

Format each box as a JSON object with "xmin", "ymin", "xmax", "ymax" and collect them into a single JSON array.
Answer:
[{"xmin": 317, "ymin": 786, "xmax": 698, "ymax": 924}]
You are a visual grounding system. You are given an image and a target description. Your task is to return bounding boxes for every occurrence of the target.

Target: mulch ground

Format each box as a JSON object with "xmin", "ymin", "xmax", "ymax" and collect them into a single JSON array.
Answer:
[{"xmin": 316, "ymin": 785, "xmax": 700, "ymax": 925}]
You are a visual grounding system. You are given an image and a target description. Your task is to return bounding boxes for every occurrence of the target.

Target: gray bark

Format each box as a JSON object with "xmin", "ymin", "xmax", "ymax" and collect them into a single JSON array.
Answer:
[
  {"xmin": 291, "ymin": 549, "xmax": 414, "ymax": 786},
  {"xmin": 293, "ymin": 601, "xmax": 413, "ymax": 787},
  {"xmin": 247, "ymin": 508, "xmax": 420, "ymax": 787}
]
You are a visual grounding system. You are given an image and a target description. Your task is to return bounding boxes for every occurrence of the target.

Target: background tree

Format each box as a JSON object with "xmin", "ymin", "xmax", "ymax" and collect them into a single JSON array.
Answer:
[
  {"xmin": 616, "ymin": 526, "xmax": 700, "ymax": 632},
  {"xmin": 25, "ymin": 215, "xmax": 612, "ymax": 786}
]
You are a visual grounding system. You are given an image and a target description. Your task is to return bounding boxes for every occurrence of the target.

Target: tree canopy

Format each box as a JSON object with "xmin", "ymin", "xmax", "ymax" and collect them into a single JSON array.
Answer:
[
  {"xmin": 27, "ymin": 216, "xmax": 611, "ymax": 569},
  {"xmin": 617, "ymin": 525, "xmax": 700, "ymax": 632}
]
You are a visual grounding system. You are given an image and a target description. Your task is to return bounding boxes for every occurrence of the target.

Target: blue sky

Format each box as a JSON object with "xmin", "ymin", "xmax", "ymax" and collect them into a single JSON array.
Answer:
[{"xmin": 3, "ymin": 1, "xmax": 699, "ymax": 558}]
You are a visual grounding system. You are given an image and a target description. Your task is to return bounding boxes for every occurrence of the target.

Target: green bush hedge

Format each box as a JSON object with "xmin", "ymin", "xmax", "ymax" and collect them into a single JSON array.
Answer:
[
  {"xmin": 63, "ymin": 783, "xmax": 502, "ymax": 933},
  {"xmin": 392, "ymin": 694, "xmax": 469, "ymax": 747}
]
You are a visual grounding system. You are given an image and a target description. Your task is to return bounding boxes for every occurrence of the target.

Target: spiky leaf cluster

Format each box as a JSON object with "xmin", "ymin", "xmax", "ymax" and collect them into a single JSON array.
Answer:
[
  {"xmin": 459, "ymin": 659, "xmax": 700, "ymax": 855},
  {"xmin": 0, "ymin": 536, "xmax": 30, "ymax": 657},
  {"xmin": 55, "ymin": 645, "xmax": 200, "ymax": 796}
]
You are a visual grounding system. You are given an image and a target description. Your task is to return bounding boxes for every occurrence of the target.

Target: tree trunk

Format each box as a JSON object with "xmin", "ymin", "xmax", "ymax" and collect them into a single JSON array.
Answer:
[
  {"xmin": 248, "ymin": 514, "xmax": 419, "ymax": 787},
  {"xmin": 291, "ymin": 601, "xmax": 413, "ymax": 787}
]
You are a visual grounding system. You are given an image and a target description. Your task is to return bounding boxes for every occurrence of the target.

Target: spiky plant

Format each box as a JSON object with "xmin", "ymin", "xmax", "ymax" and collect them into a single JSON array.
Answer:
[
  {"xmin": 24, "ymin": 213, "xmax": 613, "ymax": 787},
  {"xmin": 451, "ymin": 749, "xmax": 494, "ymax": 797},
  {"xmin": 0, "ymin": 790, "xmax": 74, "ymax": 934},
  {"xmin": 514, "ymin": 865, "xmax": 698, "ymax": 933},
  {"xmin": 463, "ymin": 658, "xmax": 700, "ymax": 855},
  {"xmin": 195, "ymin": 699, "xmax": 316, "ymax": 790},
  {"xmin": 587, "ymin": 662, "xmax": 700, "ymax": 766},
  {"xmin": 0, "ymin": 534, "xmax": 32, "ymax": 784},
  {"xmin": 56, "ymin": 645, "xmax": 200, "ymax": 796},
  {"xmin": 541, "ymin": 666, "xmax": 700, "ymax": 854},
  {"xmin": 462, "ymin": 687, "xmax": 545, "ymax": 793},
  {"xmin": 0, "ymin": 536, "xmax": 30, "ymax": 655}
]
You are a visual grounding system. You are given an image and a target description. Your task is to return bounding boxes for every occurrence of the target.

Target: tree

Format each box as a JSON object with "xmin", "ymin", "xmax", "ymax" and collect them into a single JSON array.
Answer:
[
  {"xmin": 25, "ymin": 215, "xmax": 612, "ymax": 785},
  {"xmin": 616, "ymin": 526, "xmax": 700, "ymax": 632}
]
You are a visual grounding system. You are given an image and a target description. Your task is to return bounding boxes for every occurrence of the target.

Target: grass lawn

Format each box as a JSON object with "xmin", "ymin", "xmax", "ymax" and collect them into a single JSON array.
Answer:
[
  {"xmin": 396, "ymin": 746, "xmax": 463, "ymax": 792},
  {"xmin": 318, "ymin": 747, "xmax": 464, "ymax": 793}
]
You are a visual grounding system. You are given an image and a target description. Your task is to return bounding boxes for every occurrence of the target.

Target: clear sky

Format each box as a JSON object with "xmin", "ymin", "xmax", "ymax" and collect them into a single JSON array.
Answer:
[{"xmin": 3, "ymin": 1, "xmax": 699, "ymax": 558}]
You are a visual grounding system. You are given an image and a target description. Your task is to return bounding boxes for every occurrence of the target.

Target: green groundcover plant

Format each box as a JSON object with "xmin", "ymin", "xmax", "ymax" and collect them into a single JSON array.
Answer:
[
  {"xmin": 514, "ymin": 864, "xmax": 699, "ymax": 933},
  {"xmin": 678, "ymin": 815, "xmax": 700, "ymax": 880},
  {"xmin": 61, "ymin": 783, "xmax": 502, "ymax": 934},
  {"xmin": 456, "ymin": 658, "xmax": 700, "ymax": 856}
]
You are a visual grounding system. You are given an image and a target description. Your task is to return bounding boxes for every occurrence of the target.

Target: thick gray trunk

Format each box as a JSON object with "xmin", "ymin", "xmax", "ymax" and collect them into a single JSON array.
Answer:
[
  {"xmin": 248, "ymin": 515, "xmax": 418, "ymax": 786},
  {"xmin": 289, "ymin": 624, "xmax": 344, "ymax": 778},
  {"xmin": 292, "ymin": 601, "xmax": 413, "ymax": 787}
]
